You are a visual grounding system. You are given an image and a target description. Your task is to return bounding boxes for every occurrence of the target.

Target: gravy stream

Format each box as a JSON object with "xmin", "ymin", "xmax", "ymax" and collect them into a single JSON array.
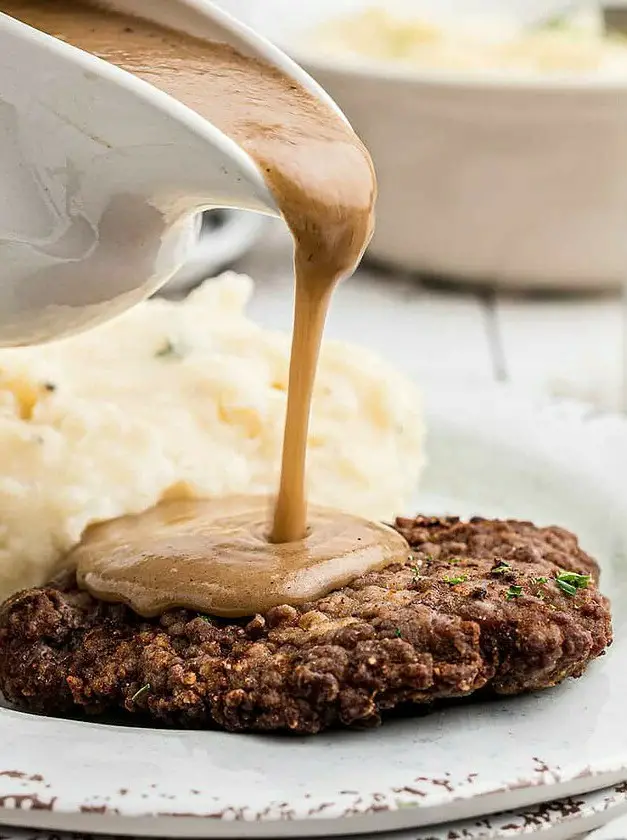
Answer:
[{"xmin": 5, "ymin": 1, "xmax": 409, "ymax": 617}]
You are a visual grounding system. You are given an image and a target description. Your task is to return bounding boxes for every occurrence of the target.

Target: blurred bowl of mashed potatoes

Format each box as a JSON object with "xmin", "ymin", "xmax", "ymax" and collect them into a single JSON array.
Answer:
[{"xmin": 217, "ymin": 0, "xmax": 627, "ymax": 289}]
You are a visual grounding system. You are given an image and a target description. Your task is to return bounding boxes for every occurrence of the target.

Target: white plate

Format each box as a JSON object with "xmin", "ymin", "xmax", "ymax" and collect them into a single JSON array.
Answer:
[
  {"xmin": 1, "ymin": 779, "xmax": 627, "ymax": 840},
  {"xmin": 0, "ymin": 384, "xmax": 625, "ymax": 838}
]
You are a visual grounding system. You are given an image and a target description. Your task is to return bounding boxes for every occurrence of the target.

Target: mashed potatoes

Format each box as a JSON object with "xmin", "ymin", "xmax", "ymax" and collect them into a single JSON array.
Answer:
[
  {"xmin": 310, "ymin": 7, "xmax": 627, "ymax": 76},
  {"xmin": 0, "ymin": 273, "xmax": 424, "ymax": 599}
]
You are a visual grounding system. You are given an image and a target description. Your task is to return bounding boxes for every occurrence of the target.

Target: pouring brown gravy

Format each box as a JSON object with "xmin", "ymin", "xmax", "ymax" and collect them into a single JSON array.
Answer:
[{"xmin": 4, "ymin": 0, "xmax": 410, "ymax": 618}]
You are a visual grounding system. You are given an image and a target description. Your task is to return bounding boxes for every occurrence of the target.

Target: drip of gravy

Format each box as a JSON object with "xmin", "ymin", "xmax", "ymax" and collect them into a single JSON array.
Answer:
[{"xmin": 4, "ymin": 1, "xmax": 408, "ymax": 617}]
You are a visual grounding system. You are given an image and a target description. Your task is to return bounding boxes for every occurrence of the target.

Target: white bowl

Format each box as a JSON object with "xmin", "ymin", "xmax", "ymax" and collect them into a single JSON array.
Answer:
[{"xmin": 216, "ymin": 0, "xmax": 627, "ymax": 290}]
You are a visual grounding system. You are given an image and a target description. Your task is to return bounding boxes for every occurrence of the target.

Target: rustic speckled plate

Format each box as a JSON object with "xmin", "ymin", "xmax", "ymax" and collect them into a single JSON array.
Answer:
[
  {"xmin": 1, "ymin": 779, "xmax": 627, "ymax": 840},
  {"xmin": 0, "ymin": 383, "xmax": 626, "ymax": 838}
]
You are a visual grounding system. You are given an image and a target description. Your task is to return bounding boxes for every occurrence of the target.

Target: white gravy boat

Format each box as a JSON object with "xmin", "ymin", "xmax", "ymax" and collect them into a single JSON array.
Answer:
[{"xmin": 0, "ymin": 0, "xmax": 346, "ymax": 345}]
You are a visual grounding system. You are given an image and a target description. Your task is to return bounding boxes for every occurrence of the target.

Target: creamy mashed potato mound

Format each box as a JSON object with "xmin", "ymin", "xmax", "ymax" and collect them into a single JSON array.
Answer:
[
  {"xmin": 310, "ymin": 7, "xmax": 627, "ymax": 76},
  {"xmin": 0, "ymin": 273, "xmax": 424, "ymax": 599}
]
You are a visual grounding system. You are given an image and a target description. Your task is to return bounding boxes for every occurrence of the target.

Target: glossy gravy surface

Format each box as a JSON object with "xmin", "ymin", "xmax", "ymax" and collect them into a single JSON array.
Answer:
[
  {"xmin": 72, "ymin": 497, "xmax": 410, "ymax": 618},
  {"xmin": 3, "ymin": 1, "xmax": 408, "ymax": 617}
]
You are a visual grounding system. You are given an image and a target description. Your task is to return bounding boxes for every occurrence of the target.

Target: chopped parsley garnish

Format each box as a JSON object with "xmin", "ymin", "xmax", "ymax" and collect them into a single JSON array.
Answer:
[
  {"xmin": 534, "ymin": 576, "xmax": 548, "ymax": 584},
  {"xmin": 491, "ymin": 561, "xmax": 512, "ymax": 575},
  {"xmin": 555, "ymin": 570, "xmax": 590, "ymax": 596},
  {"xmin": 130, "ymin": 683, "xmax": 151, "ymax": 703},
  {"xmin": 155, "ymin": 339, "xmax": 184, "ymax": 359},
  {"xmin": 506, "ymin": 585, "xmax": 523, "ymax": 601},
  {"xmin": 394, "ymin": 628, "xmax": 402, "ymax": 638},
  {"xmin": 556, "ymin": 570, "xmax": 590, "ymax": 586},
  {"xmin": 447, "ymin": 557, "xmax": 462, "ymax": 565},
  {"xmin": 410, "ymin": 564, "xmax": 422, "ymax": 580},
  {"xmin": 444, "ymin": 574, "xmax": 467, "ymax": 585}
]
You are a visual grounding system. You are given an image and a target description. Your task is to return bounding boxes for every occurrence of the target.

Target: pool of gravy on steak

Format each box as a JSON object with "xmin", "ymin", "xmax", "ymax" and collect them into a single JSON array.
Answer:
[{"xmin": 4, "ymin": 0, "xmax": 411, "ymax": 618}]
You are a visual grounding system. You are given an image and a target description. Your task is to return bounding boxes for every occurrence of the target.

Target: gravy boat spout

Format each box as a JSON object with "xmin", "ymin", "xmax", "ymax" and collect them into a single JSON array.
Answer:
[{"xmin": 0, "ymin": 0, "xmax": 345, "ymax": 346}]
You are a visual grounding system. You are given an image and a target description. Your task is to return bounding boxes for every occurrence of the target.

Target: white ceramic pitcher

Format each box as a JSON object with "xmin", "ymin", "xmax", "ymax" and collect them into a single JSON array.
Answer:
[{"xmin": 0, "ymin": 0, "xmax": 346, "ymax": 345}]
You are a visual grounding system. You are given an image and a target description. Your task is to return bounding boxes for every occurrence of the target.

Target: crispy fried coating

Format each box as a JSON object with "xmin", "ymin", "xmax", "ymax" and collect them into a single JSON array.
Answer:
[{"xmin": 0, "ymin": 517, "xmax": 612, "ymax": 733}]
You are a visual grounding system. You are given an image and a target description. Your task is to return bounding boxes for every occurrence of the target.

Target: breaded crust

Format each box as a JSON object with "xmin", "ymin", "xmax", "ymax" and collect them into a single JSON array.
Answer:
[{"xmin": 0, "ymin": 517, "xmax": 612, "ymax": 733}]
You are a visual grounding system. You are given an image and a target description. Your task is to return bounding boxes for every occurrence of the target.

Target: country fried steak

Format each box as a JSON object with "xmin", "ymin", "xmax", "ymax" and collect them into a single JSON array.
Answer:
[{"xmin": 0, "ymin": 517, "xmax": 612, "ymax": 733}]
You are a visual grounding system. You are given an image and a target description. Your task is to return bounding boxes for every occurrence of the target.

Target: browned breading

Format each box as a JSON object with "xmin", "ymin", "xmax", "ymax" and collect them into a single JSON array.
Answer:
[{"xmin": 0, "ymin": 516, "xmax": 612, "ymax": 733}]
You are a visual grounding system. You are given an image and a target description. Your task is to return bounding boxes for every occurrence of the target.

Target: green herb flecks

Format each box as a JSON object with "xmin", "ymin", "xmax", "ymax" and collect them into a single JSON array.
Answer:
[
  {"xmin": 491, "ymin": 561, "xmax": 512, "ymax": 575},
  {"xmin": 506, "ymin": 585, "xmax": 523, "ymax": 601},
  {"xmin": 395, "ymin": 628, "xmax": 402, "ymax": 638},
  {"xmin": 410, "ymin": 564, "xmax": 422, "ymax": 580},
  {"xmin": 155, "ymin": 339, "xmax": 184, "ymax": 359},
  {"xmin": 555, "ymin": 570, "xmax": 590, "ymax": 597},
  {"xmin": 447, "ymin": 557, "xmax": 462, "ymax": 565},
  {"xmin": 131, "ymin": 683, "xmax": 151, "ymax": 703},
  {"xmin": 444, "ymin": 574, "xmax": 467, "ymax": 585},
  {"xmin": 534, "ymin": 576, "xmax": 548, "ymax": 584}
]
